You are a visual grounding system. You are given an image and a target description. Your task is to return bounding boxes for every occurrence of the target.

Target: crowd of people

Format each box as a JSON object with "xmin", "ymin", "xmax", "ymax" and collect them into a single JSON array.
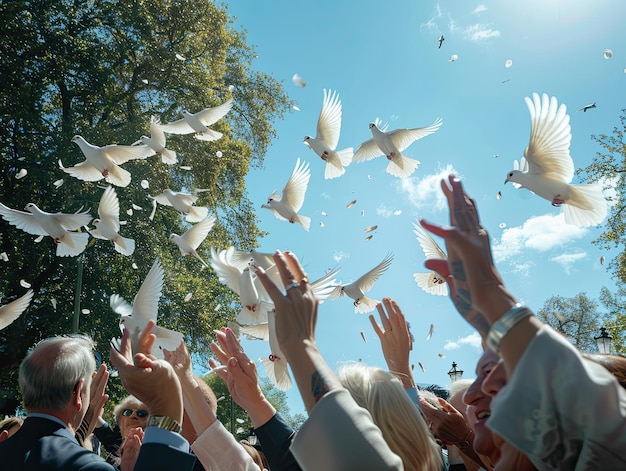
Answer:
[{"xmin": 1, "ymin": 175, "xmax": 626, "ymax": 470}]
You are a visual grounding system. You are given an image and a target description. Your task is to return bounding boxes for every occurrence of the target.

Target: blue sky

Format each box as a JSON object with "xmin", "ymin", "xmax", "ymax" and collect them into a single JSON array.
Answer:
[{"xmin": 218, "ymin": 0, "xmax": 626, "ymax": 415}]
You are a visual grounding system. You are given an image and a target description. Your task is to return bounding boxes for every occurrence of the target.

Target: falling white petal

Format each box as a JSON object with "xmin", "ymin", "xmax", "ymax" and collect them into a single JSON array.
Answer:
[
  {"xmin": 132, "ymin": 203, "xmax": 142, "ymax": 210},
  {"xmin": 505, "ymin": 59, "xmax": 513, "ymax": 68},
  {"xmin": 132, "ymin": 263, "xmax": 138, "ymax": 269},
  {"xmin": 292, "ymin": 73, "xmax": 307, "ymax": 88},
  {"xmin": 184, "ymin": 293, "xmax": 193, "ymax": 302},
  {"xmin": 346, "ymin": 199, "xmax": 356, "ymax": 208},
  {"xmin": 215, "ymin": 151, "xmax": 223, "ymax": 157},
  {"xmin": 141, "ymin": 79, "xmax": 149, "ymax": 84},
  {"xmin": 228, "ymin": 85, "xmax": 235, "ymax": 92},
  {"xmin": 51, "ymin": 298, "xmax": 57, "ymax": 310},
  {"xmin": 34, "ymin": 235, "xmax": 44, "ymax": 243},
  {"xmin": 236, "ymin": 418, "xmax": 245, "ymax": 424},
  {"xmin": 438, "ymin": 353, "xmax": 446, "ymax": 359},
  {"xmin": 81, "ymin": 308, "xmax": 90, "ymax": 314},
  {"xmin": 126, "ymin": 208, "xmax": 133, "ymax": 216},
  {"xmin": 175, "ymin": 53, "xmax": 186, "ymax": 61},
  {"xmin": 0, "ymin": 252, "xmax": 8, "ymax": 262},
  {"xmin": 20, "ymin": 279, "xmax": 31, "ymax": 288},
  {"xmin": 394, "ymin": 210, "xmax": 402, "ymax": 216},
  {"xmin": 319, "ymin": 222, "xmax": 324, "ymax": 228},
  {"xmin": 448, "ymin": 54, "xmax": 458, "ymax": 62},
  {"xmin": 499, "ymin": 223, "xmax": 506, "ymax": 228},
  {"xmin": 53, "ymin": 179, "xmax": 64, "ymax": 188},
  {"xmin": 364, "ymin": 225, "xmax": 377, "ymax": 233},
  {"xmin": 141, "ymin": 180, "xmax": 149, "ymax": 189},
  {"xmin": 603, "ymin": 49, "xmax": 613, "ymax": 59},
  {"xmin": 16, "ymin": 169, "xmax": 28, "ymax": 179},
  {"xmin": 293, "ymin": 105, "xmax": 301, "ymax": 111},
  {"xmin": 180, "ymin": 166, "xmax": 192, "ymax": 170}
]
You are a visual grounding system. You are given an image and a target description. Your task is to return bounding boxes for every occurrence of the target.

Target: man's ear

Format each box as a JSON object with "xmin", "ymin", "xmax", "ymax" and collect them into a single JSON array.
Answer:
[
  {"xmin": 74, "ymin": 377, "xmax": 86, "ymax": 412},
  {"xmin": 0, "ymin": 430, "xmax": 9, "ymax": 443}
]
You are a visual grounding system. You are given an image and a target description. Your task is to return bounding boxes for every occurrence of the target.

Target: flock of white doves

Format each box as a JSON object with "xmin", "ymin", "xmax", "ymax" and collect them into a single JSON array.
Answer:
[{"xmin": 0, "ymin": 90, "xmax": 608, "ymax": 390}]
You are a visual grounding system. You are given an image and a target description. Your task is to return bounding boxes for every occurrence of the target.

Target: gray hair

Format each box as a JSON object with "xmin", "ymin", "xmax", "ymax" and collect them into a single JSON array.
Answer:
[
  {"xmin": 449, "ymin": 378, "xmax": 474, "ymax": 400},
  {"xmin": 19, "ymin": 335, "xmax": 95, "ymax": 411},
  {"xmin": 113, "ymin": 395, "xmax": 147, "ymax": 426}
]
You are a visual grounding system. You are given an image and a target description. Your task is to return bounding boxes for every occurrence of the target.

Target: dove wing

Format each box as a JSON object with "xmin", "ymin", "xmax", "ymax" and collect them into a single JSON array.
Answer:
[
  {"xmin": 355, "ymin": 253, "xmax": 393, "ymax": 294},
  {"xmin": 52, "ymin": 210, "xmax": 93, "ymax": 231},
  {"xmin": 388, "ymin": 118, "xmax": 443, "ymax": 152},
  {"xmin": 132, "ymin": 258, "xmax": 164, "ymax": 322},
  {"xmin": 167, "ymin": 191, "xmax": 198, "ymax": 207},
  {"xmin": 194, "ymin": 99, "xmax": 234, "ymax": 126},
  {"xmin": 153, "ymin": 193, "xmax": 173, "ymax": 207},
  {"xmin": 413, "ymin": 222, "xmax": 447, "ymax": 260},
  {"xmin": 159, "ymin": 116, "xmax": 195, "ymax": 134},
  {"xmin": 0, "ymin": 289, "xmax": 34, "ymax": 330},
  {"xmin": 102, "ymin": 144, "xmax": 155, "ymax": 165},
  {"xmin": 310, "ymin": 267, "xmax": 341, "ymax": 301},
  {"xmin": 60, "ymin": 159, "xmax": 104, "ymax": 182},
  {"xmin": 0, "ymin": 203, "xmax": 47, "ymax": 236},
  {"xmin": 110, "ymin": 294, "xmax": 133, "ymax": 316},
  {"xmin": 150, "ymin": 116, "xmax": 167, "ymax": 147},
  {"xmin": 524, "ymin": 93, "xmax": 574, "ymax": 183},
  {"xmin": 281, "ymin": 159, "xmax": 311, "ymax": 212},
  {"xmin": 209, "ymin": 247, "xmax": 242, "ymax": 293},
  {"xmin": 98, "ymin": 186, "xmax": 121, "ymax": 231},
  {"xmin": 316, "ymin": 89, "xmax": 342, "ymax": 150},
  {"xmin": 240, "ymin": 323, "xmax": 269, "ymax": 341},
  {"xmin": 353, "ymin": 137, "xmax": 383, "ymax": 162},
  {"xmin": 182, "ymin": 215, "xmax": 216, "ymax": 250},
  {"xmin": 152, "ymin": 326, "xmax": 185, "ymax": 359},
  {"xmin": 325, "ymin": 285, "xmax": 345, "ymax": 300}
]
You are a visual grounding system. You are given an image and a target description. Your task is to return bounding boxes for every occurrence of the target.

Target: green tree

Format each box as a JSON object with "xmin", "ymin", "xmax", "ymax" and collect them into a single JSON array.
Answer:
[
  {"xmin": 0, "ymin": 0, "xmax": 290, "ymax": 415},
  {"xmin": 599, "ymin": 286, "xmax": 626, "ymax": 355},
  {"xmin": 536, "ymin": 293, "xmax": 609, "ymax": 352}
]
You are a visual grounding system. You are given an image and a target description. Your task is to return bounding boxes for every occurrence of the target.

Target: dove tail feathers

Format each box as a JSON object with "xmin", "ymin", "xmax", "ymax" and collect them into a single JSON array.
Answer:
[
  {"xmin": 337, "ymin": 147, "xmax": 354, "ymax": 167},
  {"xmin": 413, "ymin": 272, "xmax": 448, "ymax": 296},
  {"xmin": 564, "ymin": 184, "xmax": 607, "ymax": 227},
  {"xmin": 260, "ymin": 355, "xmax": 293, "ymax": 391},
  {"xmin": 194, "ymin": 130, "xmax": 223, "ymax": 141},
  {"xmin": 57, "ymin": 231, "xmax": 89, "ymax": 257},
  {"xmin": 186, "ymin": 205, "xmax": 209, "ymax": 222},
  {"xmin": 161, "ymin": 148, "xmax": 177, "ymax": 165},
  {"xmin": 114, "ymin": 236, "xmax": 136, "ymax": 256},
  {"xmin": 295, "ymin": 214, "xmax": 311, "ymax": 231},
  {"xmin": 324, "ymin": 160, "xmax": 346, "ymax": 180},
  {"xmin": 105, "ymin": 165, "xmax": 132, "ymax": 187},
  {"xmin": 354, "ymin": 295, "xmax": 379, "ymax": 314},
  {"xmin": 387, "ymin": 154, "xmax": 420, "ymax": 178}
]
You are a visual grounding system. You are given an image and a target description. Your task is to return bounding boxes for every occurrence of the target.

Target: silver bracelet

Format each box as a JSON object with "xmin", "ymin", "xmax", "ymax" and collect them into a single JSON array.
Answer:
[{"xmin": 487, "ymin": 303, "xmax": 534, "ymax": 352}]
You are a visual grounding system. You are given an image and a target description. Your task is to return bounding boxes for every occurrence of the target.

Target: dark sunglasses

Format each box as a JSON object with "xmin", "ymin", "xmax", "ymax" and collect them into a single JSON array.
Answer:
[{"xmin": 122, "ymin": 408, "xmax": 148, "ymax": 418}]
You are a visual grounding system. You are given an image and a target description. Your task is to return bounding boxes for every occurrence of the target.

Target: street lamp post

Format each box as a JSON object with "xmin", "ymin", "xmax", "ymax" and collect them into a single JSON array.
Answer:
[
  {"xmin": 595, "ymin": 327, "xmax": 613, "ymax": 354},
  {"xmin": 448, "ymin": 362, "xmax": 464, "ymax": 383}
]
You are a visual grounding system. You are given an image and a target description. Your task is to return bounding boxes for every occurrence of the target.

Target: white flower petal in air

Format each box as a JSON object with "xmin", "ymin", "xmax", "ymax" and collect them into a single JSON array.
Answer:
[
  {"xmin": 603, "ymin": 49, "xmax": 613, "ymax": 59},
  {"xmin": 394, "ymin": 210, "xmax": 402, "ymax": 216},
  {"xmin": 215, "ymin": 304, "xmax": 221, "ymax": 311},
  {"xmin": 132, "ymin": 203, "xmax": 142, "ymax": 211},
  {"xmin": 141, "ymin": 180, "xmax": 149, "ymax": 189},
  {"xmin": 215, "ymin": 151, "xmax": 223, "ymax": 158},
  {"xmin": 346, "ymin": 199, "xmax": 356, "ymax": 209},
  {"xmin": 361, "ymin": 210, "xmax": 365, "ymax": 217},
  {"xmin": 132, "ymin": 263, "xmax": 138, "ymax": 269},
  {"xmin": 180, "ymin": 166, "xmax": 192, "ymax": 170},
  {"xmin": 228, "ymin": 85, "xmax": 235, "ymax": 92},
  {"xmin": 20, "ymin": 279, "xmax": 31, "ymax": 288},
  {"xmin": 184, "ymin": 293, "xmax": 193, "ymax": 302},
  {"xmin": 293, "ymin": 105, "xmax": 301, "ymax": 111},
  {"xmin": 126, "ymin": 208, "xmax": 133, "ymax": 216},
  {"xmin": 499, "ymin": 223, "xmax": 506, "ymax": 229},
  {"xmin": 81, "ymin": 309, "xmax": 90, "ymax": 314},
  {"xmin": 497, "ymin": 191, "xmax": 502, "ymax": 200},
  {"xmin": 365, "ymin": 235, "xmax": 373, "ymax": 241},
  {"xmin": 141, "ymin": 79, "xmax": 149, "ymax": 85},
  {"xmin": 34, "ymin": 235, "xmax": 44, "ymax": 243},
  {"xmin": 600, "ymin": 256, "xmax": 605, "ymax": 265},
  {"xmin": 236, "ymin": 418, "xmax": 245, "ymax": 424},
  {"xmin": 438, "ymin": 353, "xmax": 446, "ymax": 359},
  {"xmin": 505, "ymin": 59, "xmax": 513, "ymax": 68},
  {"xmin": 321, "ymin": 211, "xmax": 327, "ymax": 216},
  {"xmin": 51, "ymin": 298, "xmax": 57, "ymax": 310},
  {"xmin": 319, "ymin": 221, "xmax": 325, "ymax": 228},
  {"xmin": 448, "ymin": 54, "xmax": 458, "ymax": 62},
  {"xmin": 364, "ymin": 225, "xmax": 377, "ymax": 233},
  {"xmin": 16, "ymin": 169, "xmax": 27, "ymax": 179},
  {"xmin": 236, "ymin": 427, "xmax": 245, "ymax": 434},
  {"xmin": 53, "ymin": 179, "xmax": 64, "ymax": 188},
  {"xmin": 175, "ymin": 53, "xmax": 185, "ymax": 61},
  {"xmin": 0, "ymin": 252, "xmax": 8, "ymax": 262},
  {"xmin": 292, "ymin": 73, "xmax": 307, "ymax": 88}
]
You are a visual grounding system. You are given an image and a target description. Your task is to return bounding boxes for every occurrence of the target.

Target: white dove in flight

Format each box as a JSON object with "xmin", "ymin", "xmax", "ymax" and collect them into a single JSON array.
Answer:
[
  {"xmin": 169, "ymin": 215, "xmax": 216, "ymax": 268},
  {"xmin": 413, "ymin": 221, "xmax": 448, "ymax": 296},
  {"xmin": 136, "ymin": 116, "xmax": 177, "ymax": 164},
  {"xmin": 259, "ymin": 308, "xmax": 293, "ymax": 391},
  {"xmin": 303, "ymin": 89, "xmax": 353, "ymax": 179},
  {"xmin": 262, "ymin": 158, "xmax": 311, "ymax": 231},
  {"xmin": 505, "ymin": 93, "xmax": 607, "ymax": 227},
  {"xmin": 90, "ymin": 186, "xmax": 135, "ymax": 256},
  {"xmin": 353, "ymin": 118, "xmax": 443, "ymax": 178},
  {"xmin": 0, "ymin": 202, "xmax": 92, "ymax": 257},
  {"xmin": 151, "ymin": 189, "xmax": 208, "ymax": 222},
  {"xmin": 61, "ymin": 135, "xmax": 155, "ymax": 187},
  {"xmin": 160, "ymin": 99, "xmax": 233, "ymax": 141},
  {"xmin": 327, "ymin": 253, "xmax": 393, "ymax": 313},
  {"xmin": 0, "ymin": 289, "xmax": 34, "ymax": 330},
  {"xmin": 111, "ymin": 258, "xmax": 184, "ymax": 360}
]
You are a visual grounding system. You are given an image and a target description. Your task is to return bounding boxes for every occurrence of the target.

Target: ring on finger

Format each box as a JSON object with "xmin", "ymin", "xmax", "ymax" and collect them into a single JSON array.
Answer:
[{"xmin": 285, "ymin": 281, "xmax": 301, "ymax": 291}]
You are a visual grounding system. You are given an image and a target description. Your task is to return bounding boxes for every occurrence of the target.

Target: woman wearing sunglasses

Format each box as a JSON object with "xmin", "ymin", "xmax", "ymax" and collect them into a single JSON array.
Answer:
[{"xmin": 110, "ymin": 395, "xmax": 150, "ymax": 469}]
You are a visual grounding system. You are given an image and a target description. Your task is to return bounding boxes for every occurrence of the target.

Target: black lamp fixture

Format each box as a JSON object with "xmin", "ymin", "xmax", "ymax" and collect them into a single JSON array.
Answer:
[
  {"xmin": 448, "ymin": 361, "xmax": 464, "ymax": 382},
  {"xmin": 595, "ymin": 326, "xmax": 613, "ymax": 354}
]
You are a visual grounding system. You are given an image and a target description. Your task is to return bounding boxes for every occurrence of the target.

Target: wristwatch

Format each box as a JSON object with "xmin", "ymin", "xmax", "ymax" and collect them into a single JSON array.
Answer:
[{"xmin": 147, "ymin": 415, "xmax": 182, "ymax": 433}]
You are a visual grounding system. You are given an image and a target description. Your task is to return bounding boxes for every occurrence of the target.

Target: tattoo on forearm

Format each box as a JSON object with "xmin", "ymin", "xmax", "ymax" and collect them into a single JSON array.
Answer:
[
  {"xmin": 469, "ymin": 311, "xmax": 490, "ymax": 336},
  {"xmin": 311, "ymin": 371, "xmax": 330, "ymax": 403},
  {"xmin": 451, "ymin": 261, "xmax": 467, "ymax": 281},
  {"xmin": 455, "ymin": 288, "xmax": 472, "ymax": 317}
]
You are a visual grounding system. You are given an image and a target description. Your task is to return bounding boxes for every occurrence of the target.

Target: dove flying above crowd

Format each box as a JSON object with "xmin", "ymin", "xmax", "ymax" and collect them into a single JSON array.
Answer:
[
  {"xmin": 169, "ymin": 215, "xmax": 216, "ymax": 268},
  {"xmin": 150, "ymin": 189, "xmax": 209, "ymax": 223},
  {"xmin": 111, "ymin": 258, "xmax": 184, "ymax": 359},
  {"xmin": 89, "ymin": 186, "xmax": 135, "ymax": 256},
  {"xmin": 413, "ymin": 221, "xmax": 448, "ymax": 296},
  {"xmin": 135, "ymin": 116, "xmax": 177, "ymax": 164},
  {"xmin": 0, "ymin": 202, "xmax": 92, "ymax": 257},
  {"xmin": 303, "ymin": 88, "xmax": 353, "ymax": 179},
  {"xmin": 262, "ymin": 158, "xmax": 311, "ymax": 231},
  {"xmin": 504, "ymin": 92, "xmax": 607, "ymax": 227},
  {"xmin": 327, "ymin": 253, "xmax": 393, "ymax": 313},
  {"xmin": 353, "ymin": 118, "xmax": 443, "ymax": 178},
  {"xmin": 159, "ymin": 98, "xmax": 233, "ymax": 141},
  {"xmin": 0, "ymin": 289, "xmax": 34, "ymax": 330},
  {"xmin": 60, "ymin": 135, "xmax": 155, "ymax": 187}
]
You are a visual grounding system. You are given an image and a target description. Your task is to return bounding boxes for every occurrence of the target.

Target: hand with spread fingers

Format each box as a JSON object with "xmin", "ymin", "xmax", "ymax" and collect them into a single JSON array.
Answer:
[
  {"xmin": 419, "ymin": 396, "xmax": 473, "ymax": 447},
  {"xmin": 110, "ymin": 320, "xmax": 184, "ymax": 424},
  {"xmin": 209, "ymin": 327, "xmax": 276, "ymax": 428},
  {"xmin": 119, "ymin": 426, "xmax": 144, "ymax": 471},
  {"xmin": 76, "ymin": 363, "xmax": 110, "ymax": 447},
  {"xmin": 369, "ymin": 298, "xmax": 415, "ymax": 389}
]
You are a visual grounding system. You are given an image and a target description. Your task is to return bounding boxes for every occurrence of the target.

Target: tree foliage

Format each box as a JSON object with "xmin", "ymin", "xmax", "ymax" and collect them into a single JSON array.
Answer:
[
  {"xmin": 599, "ymin": 286, "xmax": 626, "ymax": 355},
  {"xmin": 0, "ymin": 0, "xmax": 290, "ymax": 415},
  {"xmin": 536, "ymin": 293, "xmax": 610, "ymax": 352}
]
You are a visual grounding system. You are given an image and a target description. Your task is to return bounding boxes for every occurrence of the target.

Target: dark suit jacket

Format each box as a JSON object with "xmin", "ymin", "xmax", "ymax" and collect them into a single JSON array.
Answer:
[{"xmin": 0, "ymin": 416, "xmax": 196, "ymax": 471}]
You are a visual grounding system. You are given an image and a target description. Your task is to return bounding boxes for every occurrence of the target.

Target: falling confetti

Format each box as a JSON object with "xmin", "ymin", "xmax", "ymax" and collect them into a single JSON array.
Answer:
[
  {"xmin": 132, "ymin": 203, "xmax": 143, "ymax": 211},
  {"xmin": 361, "ymin": 210, "xmax": 365, "ymax": 217},
  {"xmin": 394, "ymin": 210, "xmax": 402, "ymax": 216},
  {"xmin": 600, "ymin": 256, "xmax": 605, "ymax": 265},
  {"xmin": 20, "ymin": 279, "xmax": 31, "ymax": 288},
  {"xmin": 292, "ymin": 105, "xmax": 301, "ymax": 111},
  {"xmin": 426, "ymin": 323, "xmax": 434, "ymax": 340},
  {"xmin": 497, "ymin": 191, "xmax": 502, "ymax": 200},
  {"xmin": 141, "ymin": 79, "xmax": 149, "ymax": 85},
  {"xmin": 0, "ymin": 252, "xmax": 8, "ymax": 262},
  {"xmin": 216, "ymin": 151, "xmax": 223, "ymax": 158},
  {"xmin": 292, "ymin": 73, "xmax": 307, "ymax": 88},
  {"xmin": 215, "ymin": 304, "xmax": 222, "ymax": 311},
  {"xmin": 493, "ymin": 154, "xmax": 500, "ymax": 158},
  {"xmin": 141, "ymin": 180, "xmax": 149, "ymax": 189},
  {"xmin": 365, "ymin": 235, "xmax": 373, "ymax": 241},
  {"xmin": 16, "ymin": 169, "xmax": 27, "ymax": 179},
  {"xmin": 180, "ymin": 165, "xmax": 192, "ymax": 170},
  {"xmin": 175, "ymin": 53, "xmax": 186, "ymax": 61},
  {"xmin": 132, "ymin": 263, "xmax": 138, "ymax": 269},
  {"xmin": 236, "ymin": 418, "xmax": 245, "ymax": 424},
  {"xmin": 505, "ymin": 59, "xmax": 513, "ymax": 68},
  {"xmin": 321, "ymin": 211, "xmax": 327, "ymax": 216},
  {"xmin": 184, "ymin": 293, "xmax": 193, "ymax": 302},
  {"xmin": 319, "ymin": 221, "xmax": 325, "ymax": 228},
  {"xmin": 126, "ymin": 208, "xmax": 133, "ymax": 216},
  {"xmin": 418, "ymin": 362, "xmax": 426, "ymax": 373},
  {"xmin": 603, "ymin": 49, "xmax": 613, "ymax": 59},
  {"xmin": 228, "ymin": 84, "xmax": 235, "ymax": 92},
  {"xmin": 51, "ymin": 298, "xmax": 57, "ymax": 310},
  {"xmin": 438, "ymin": 353, "xmax": 446, "ymax": 359},
  {"xmin": 360, "ymin": 331, "xmax": 367, "ymax": 343},
  {"xmin": 364, "ymin": 225, "xmax": 378, "ymax": 233},
  {"xmin": 367, "ymin": 175, "xmax": 372, "ymax": 180},
  {"xmin": 81, "ymin": 309, "xmax": 90, "ymax": 314},
  {"xmin": 53, "ymin": 179, "xmax": 64, "ymax": 188},
  {"xmin": 236, "ymin": 427, "xmax": 245, "ymax": 434},
  {"xmin": 499, "ymin": 223, "xmax": 506, "ymax": 229},
  {"xmin": 346, "ymin": 199, "xmax": 357, "ymax": 208},
  {"xmin": 34, "ymin": 235, "xmax": 44, "ymax": 243},
  {"xmin": 448, "ymin": 54, "xmax": 458, "ymax": 62}
]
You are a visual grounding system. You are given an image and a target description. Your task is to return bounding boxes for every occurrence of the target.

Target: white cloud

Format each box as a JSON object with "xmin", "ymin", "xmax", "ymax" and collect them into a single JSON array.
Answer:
[
  {"xmin": 333, "ymin": 250, "xmax": 349, "ymax": 263},
  {"xmin": 492, "ymin": 213, "xmax": 588, "ymax": 264},
  {"xmin": 472, "ymin": 5, "xmax": 487, "ymax": 14},
  {"xmin": 421, "ymin": 3, "xmax": 443, "ymax": 31},
  {"xmin": 444, "ymin": 332, "xmax": 482, "ymax": 350},
  {"xmin": 464, "ymin": 24, "xmax": 501, "ymax": 41},
  {"xmin": 550, "ymin": 251, "xmax": 587, "ymax": 274},
  {"xmin": 320, "ymin": 192, "xmax": 330, "ymax": 199},
  {"xmin": 398, "ymin": 164, "xmax": 459, "ymax": 212},
  {"xmin": 376, "ymin": 204, "xmax": 397, "ymax": 218}
]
